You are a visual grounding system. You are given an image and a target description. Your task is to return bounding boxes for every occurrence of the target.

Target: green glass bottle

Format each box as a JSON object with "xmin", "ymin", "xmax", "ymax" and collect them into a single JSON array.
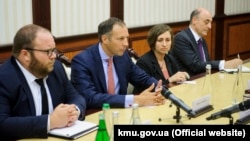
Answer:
[
  {"xmin": 102, "ymin": 103, "xmax": 111, "ymax": 136},
  {"xmin": 95, "ymin": 113, "xmax": 110, "ymax": 141}
]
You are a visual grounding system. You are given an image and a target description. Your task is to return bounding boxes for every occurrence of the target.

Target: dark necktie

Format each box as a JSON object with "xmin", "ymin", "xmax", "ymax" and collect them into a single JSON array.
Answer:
[
  {"xmin": 197, "ymin": 39, "xmax": 205, "ymax": 62},
  {"xmin": 35, "ymin": 79, "xmax": 49, "ymax": 114}
]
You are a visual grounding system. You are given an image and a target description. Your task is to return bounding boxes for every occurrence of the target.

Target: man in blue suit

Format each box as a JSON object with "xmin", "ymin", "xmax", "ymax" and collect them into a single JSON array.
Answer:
[
  {"xmin": 171, "ymin": 7, "xmax": 242, "ymax": 76},
  {"xmin": 0, "ymin": 24, "xmax": 86, "ymax": 140},
  {"xmin": 71, "ymin": 17, "xmax": 165, "ymax": 108}
]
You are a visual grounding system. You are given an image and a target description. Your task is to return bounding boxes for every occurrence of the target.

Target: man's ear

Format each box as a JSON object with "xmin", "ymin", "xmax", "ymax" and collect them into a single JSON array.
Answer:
[
  {"xmin": 20, "ymin": 49, "xmax": 31, "ymax": 62},
  {"xmin": 102, "ymin": 34, "xmax": 109, "ymax": 44}
]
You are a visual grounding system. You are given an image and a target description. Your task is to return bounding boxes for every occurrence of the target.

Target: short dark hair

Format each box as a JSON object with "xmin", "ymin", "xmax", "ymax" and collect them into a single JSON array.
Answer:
[
  {"xmin": 147, "ymin": 24, "xmax": 173, "ymax": 50},
  {"xmin": 98, "ymin": 17, "xmax": 126, "ymax": 42},
  {"xmin": 12, "ymin": 24, "xmax": 50, "ymax": 57}
]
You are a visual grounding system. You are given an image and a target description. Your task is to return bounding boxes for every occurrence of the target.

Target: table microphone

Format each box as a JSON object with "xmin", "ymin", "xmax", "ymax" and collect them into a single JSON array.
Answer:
[
  {"xmin": 161, "ymin": 86, "xmax": 196, "ymax": 117},
  {"xmin": 206, "ymin": 100, "xmax": 250, "ymax": 120}
]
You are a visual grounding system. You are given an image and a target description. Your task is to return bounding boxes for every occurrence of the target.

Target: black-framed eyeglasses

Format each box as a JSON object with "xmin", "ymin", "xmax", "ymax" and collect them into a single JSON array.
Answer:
[{"xmin": 24, "ymin": 48, "xmax": 57, "ymax": 57}]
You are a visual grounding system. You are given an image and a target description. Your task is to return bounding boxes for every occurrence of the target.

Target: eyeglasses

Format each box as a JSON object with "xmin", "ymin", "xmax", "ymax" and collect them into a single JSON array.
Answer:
[{"xmin": 24, "ymin": 48, "xmax": 57, "ymax": 57}]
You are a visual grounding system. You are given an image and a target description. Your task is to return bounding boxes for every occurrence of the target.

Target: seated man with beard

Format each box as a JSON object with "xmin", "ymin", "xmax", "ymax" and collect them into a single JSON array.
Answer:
[{"xmin": 0, "ymin": 24, "xmax": 87, "ymax": 140}]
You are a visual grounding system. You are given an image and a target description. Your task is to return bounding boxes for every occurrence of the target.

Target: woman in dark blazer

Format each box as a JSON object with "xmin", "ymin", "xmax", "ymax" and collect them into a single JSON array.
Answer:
[{"xmin": 133, "ymin": 24, "xmax": 189, "ymax": 93}]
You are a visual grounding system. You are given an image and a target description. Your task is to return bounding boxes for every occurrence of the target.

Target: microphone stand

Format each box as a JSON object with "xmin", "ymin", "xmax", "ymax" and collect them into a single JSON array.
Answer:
[
  {"xmin": 229, "ymin": 116, "xmax": 234, "ymax": 125},
  {"xmin": 173, "ymin": 107, "xmax": 182, "ymax": 123},
  {"xmin": 222, "ymin": 114, "xmax": 234, "ymax": 125},
  {"xmin": 158, "ymin": 102, "xmax": 188, "ymax": 123},
  {"xmin": 222, "ymin": 113, "xmax": 234, "ymax": 125}
]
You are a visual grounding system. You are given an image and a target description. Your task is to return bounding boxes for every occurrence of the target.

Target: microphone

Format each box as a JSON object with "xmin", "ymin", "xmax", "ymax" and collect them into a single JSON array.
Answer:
[
  {"xmin": 161, "ymin": 86, "xmax": 196, "ymax": 117},
  {"xmin": 206, "ymin": 100, "xmax": 250, "ymax": 120}
]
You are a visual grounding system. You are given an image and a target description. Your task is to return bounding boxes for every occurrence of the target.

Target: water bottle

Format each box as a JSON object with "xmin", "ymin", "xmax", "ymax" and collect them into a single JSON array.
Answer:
[
  {"xmin": 110, "ymin": 111, "xmax": 119, "ymax": 141},
  {"xmin": 129, "ymin": 103, "xmax": 141, "ymax": 124},
  {"xmin": 201, "ymin": 64, "xmax": 214, "ymax": 105},
  {"xmin": 232, "ymin": 65, "xmax": 245, "ymax": 105}
]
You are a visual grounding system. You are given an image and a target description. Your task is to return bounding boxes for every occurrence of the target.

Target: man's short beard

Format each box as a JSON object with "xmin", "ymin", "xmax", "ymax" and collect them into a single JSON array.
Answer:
[{"xmin": 29, "ymin": 53, "xmax": 51, "ymax": 78}]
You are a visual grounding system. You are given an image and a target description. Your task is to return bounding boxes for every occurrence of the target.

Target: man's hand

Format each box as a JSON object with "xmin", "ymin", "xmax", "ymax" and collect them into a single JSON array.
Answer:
[
  {"xmin": 49, "ymin": 104, "xmax": 79, "ymax": 129},
  {"xmin": 134, "ymin": 80, "xmax": 165, "ymax": 106},
  {"xmin": 224, "ymin": 58, "xmax": 243, "ymax": 69}
]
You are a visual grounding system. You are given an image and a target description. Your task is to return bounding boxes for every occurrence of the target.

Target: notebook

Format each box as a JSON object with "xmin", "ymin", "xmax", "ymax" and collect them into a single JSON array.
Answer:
[{"xmin": 49, "ymin": 120, "xmax": 98, "ymax": 140}]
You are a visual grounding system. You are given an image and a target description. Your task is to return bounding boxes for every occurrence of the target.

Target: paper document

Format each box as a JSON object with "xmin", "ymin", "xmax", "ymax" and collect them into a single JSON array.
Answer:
[
  {"xmin": 177, "ymin": 80, "xmax": 197, "ymax": 84},
  {"xmin": 223, "ymin": 65, "xmax": 250, "ymax": 73},
  {"xmin": 49, "ymin": 120, "xmax": 98, "ymax": 139}
]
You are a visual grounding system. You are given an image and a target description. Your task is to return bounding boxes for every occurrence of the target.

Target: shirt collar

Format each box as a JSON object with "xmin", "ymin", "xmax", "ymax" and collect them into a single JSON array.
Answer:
[
  {"xmin": 189, "ymin": 26, "xmax": 201, "ymax": 42},
  {"xmin": 98, "ymin": 43, "xmax": 112, "ymax": 61}
]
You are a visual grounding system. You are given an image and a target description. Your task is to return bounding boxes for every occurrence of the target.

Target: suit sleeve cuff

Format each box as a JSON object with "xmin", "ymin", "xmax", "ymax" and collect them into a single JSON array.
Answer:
[
  {"xmin": 125, "ymin": 95, "xmax": 134, "ymax": 108},
  {"xmin": 75, "ymin": 106, "xmax": 81, "ymax": 119},
  {"xmin": 219, "ymin": 60, "xmax": 225, "ymax": 70}
]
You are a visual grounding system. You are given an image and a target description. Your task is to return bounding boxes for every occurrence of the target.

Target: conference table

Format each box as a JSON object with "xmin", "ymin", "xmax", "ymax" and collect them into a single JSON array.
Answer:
[{"xmin": 20, "ymin": 62, "xmax": 250, "ymax": 141}]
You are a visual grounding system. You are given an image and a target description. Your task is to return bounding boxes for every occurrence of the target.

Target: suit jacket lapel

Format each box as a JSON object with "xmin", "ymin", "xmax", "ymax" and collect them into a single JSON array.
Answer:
[
  {"xmin": 11, "ymin": 57, "xmax": 36, "ymax": 115},
  {"xmin": 92, "ymin": 45, "xmax": 107, "ymax": 92},
  {"xmin": 149, "ymin": 51, "xmax": 164, "ymax": 78},
  {"xmin": 184, "ymin": 28, "xmax": 203, "ymax": 60},
  {"xmin": 46, "ymin": 77, "xmax": 59, "ymax": 108},
  {"xmin": 113, "ymin": 56, "xmax": 126, "ymax": 93}
]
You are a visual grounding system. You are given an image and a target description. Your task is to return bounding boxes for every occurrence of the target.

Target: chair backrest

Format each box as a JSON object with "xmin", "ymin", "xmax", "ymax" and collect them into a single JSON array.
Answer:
[
  {"xmin": 57, "ymin": 48, "xmax": 139, "ymax": 66},
  {"xmin": 127, "ymin": 48, "xmax": 139, "ymax": 63},
  {"xmin": 57, "ymin": 53, "xmax": 71, "ymax": 80},
  {"xmin": 56, "ymin": 48, "xmax": 139, "ymax": 81},
  {"xmin": 126, "ymin": 48, "xmax": 139, "ymax": 93},
  {"xmin": 57, "ymin": 53, "xmax": 71, "ymax": 67}
]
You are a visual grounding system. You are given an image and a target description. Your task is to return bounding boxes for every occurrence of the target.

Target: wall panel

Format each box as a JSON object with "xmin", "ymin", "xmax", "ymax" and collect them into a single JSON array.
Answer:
[
  {"xmin": 124, "ymin": 0, "xmax": 215, "ymax": 27},
  {"xmin": 51, "ymin": 0, "xmax": 110, "ymax": 37},
  {"xmin": 1, "ymin": 0, "xmax": 250, "ymax": 64},
  {"xmin": 224, "ymin": 17, "xmax": 250, "ymax": 59},
  {"xmin": 225, "ymin": 0, "xmax": 250, "ymax": 15},
  {"xmin": 0, "ymin": 0, "xmax": 32, "ymax": 45},
  {"xmin": 131, "ymin": 37, "xmax": 149, "ymax": 57}
]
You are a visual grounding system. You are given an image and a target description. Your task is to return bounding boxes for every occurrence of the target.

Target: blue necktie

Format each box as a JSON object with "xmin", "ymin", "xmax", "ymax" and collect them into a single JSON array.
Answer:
[{"xmin": 35, "ymin": 79, "xmax": 49, "ymax": 114}]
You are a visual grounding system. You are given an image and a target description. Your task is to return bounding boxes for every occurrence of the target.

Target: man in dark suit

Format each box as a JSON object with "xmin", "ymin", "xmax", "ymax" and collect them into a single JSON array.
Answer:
[
  {"xmin": 171, "ymin": 7, "xmax": 242, "ymax": 76},
  {"xmin": 0, "ymin": 24, "xmax": 86, "ymax": 140},
  {"xmin": 71, "ymin": 17, "xmax": 165, "ymax": 108}
]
